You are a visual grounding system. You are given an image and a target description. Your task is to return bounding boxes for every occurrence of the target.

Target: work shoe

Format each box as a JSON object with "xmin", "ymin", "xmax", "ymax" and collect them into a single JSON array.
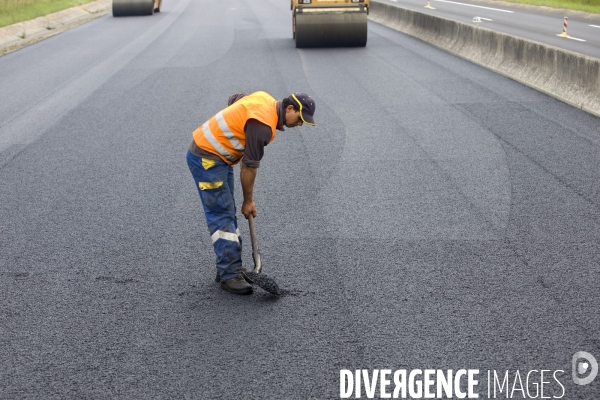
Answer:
[
  {"xmin": 215, "ymin": 267, "xmax": 251, "ymax": 283},
  {"xmin": 220, "ymin": 275, "xmax": 253, "ymax": 295}
]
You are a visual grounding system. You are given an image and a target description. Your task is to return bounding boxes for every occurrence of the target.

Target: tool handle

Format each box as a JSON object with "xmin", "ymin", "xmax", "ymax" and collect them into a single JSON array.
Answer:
[
  {"xmin": 248, "ymin": 214, "xmax": 258, "ymax": 253},
  {"xmin": 248, "ymin": 214, "xmax": 262, "ymax": 273}
]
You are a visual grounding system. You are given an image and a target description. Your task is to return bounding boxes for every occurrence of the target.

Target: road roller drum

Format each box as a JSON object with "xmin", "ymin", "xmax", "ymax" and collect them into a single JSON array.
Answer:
[
  {"xmin": 292, "ymin": 0, "xmax": 369, "ymax": 48},
  {"xmin": 113, "ymin": 0, "xmax": 161, "ymax": 17}
]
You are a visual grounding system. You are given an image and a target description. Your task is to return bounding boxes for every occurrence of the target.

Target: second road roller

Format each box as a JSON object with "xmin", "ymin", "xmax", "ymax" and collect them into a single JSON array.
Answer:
[
  {"xmin": 292, "ymin": 0, "xmax": 369, "ymax": 48},
  {"xmin": 113, "ymin": 0, "xmax": 162, "ymax": 17}
]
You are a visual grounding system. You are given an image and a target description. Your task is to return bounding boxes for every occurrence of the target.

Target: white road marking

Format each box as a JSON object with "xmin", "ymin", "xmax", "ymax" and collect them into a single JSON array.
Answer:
[
  {"xmin": 480, "ymin": 17, "xmax": 493, "ymax": 21},
  {"xmin": 556, "ymin": 33, "xmax": 586, "ymax": 42},
  {"xmin": 590, "ymin": 25, "xmax": 600, "ymax": 28},
  {"xmin": 434, "ymin": 0, "xmax": 514, "ymax": 13}
]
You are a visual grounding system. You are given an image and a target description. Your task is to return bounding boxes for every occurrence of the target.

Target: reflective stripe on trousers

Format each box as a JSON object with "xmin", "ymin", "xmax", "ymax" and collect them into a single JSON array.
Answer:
[{"xmin": 186, "ymin": 150, "xmax": 242, "ymax": 281}]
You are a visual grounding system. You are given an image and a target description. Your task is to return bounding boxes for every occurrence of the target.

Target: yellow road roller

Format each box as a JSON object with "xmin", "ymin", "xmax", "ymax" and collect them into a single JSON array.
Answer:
[
  {"xmin": 113, "ymin": 0, "xmax": 162, "ymax": 16},
  {"xmin": 292, "ymin": 0, "xmax": 369, "ymax": 48}
]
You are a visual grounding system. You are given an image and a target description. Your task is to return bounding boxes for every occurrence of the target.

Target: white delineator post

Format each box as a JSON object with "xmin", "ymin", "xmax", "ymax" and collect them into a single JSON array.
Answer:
[
  {"xmin": 558, "ymin": 16, "xmax": 570, "ymax": 38},
  {"xmin": 425, "ymin": 0, "xmax": 435, "ymax": 9}
]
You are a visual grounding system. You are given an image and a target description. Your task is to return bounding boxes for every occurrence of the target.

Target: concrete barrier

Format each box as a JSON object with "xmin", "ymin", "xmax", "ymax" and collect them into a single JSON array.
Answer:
[{"xmin": 369, "ymin": 0, "xmax": 600, "ymax": 118}]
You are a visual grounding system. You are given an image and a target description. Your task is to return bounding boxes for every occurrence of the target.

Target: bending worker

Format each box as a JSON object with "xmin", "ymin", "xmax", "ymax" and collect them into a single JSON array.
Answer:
[{"xmin": 186, "ymin": 91, "xmax": 316, "ymax": 295}]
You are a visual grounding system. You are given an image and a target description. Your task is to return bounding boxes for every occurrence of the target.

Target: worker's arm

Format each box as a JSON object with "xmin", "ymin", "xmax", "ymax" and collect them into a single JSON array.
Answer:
[
  {"xmin": 240, "ymin": 162, "xmax": 257, "ymax": 218},
  {"xmin": 240, "ymin": 119, "xmax": 272, "ymax": 218}
]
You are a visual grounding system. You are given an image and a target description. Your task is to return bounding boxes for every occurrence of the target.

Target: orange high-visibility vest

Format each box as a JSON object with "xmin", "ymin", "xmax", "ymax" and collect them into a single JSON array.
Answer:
[{"xmin": 192, "ymin": 91, "xmax": 279, "ymax": 165}]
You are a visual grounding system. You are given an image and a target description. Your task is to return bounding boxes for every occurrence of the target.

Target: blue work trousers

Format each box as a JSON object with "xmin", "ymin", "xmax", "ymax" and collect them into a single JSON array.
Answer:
[{"xmin": 186, "ymin": 150, "xmax": 242, "ymax": 281}]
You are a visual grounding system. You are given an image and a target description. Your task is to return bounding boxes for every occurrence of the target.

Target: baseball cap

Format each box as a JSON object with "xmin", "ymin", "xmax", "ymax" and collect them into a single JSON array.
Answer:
[{"xmin": 290, "ymin": 93, "xmax": 316, "ymax": 126}]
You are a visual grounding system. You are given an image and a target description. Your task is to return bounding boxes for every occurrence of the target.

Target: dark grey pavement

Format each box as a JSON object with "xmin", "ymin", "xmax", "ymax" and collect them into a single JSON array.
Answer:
[{"xmin": 1, "ymin": 0, "xmax": 599, "ymax": 398}]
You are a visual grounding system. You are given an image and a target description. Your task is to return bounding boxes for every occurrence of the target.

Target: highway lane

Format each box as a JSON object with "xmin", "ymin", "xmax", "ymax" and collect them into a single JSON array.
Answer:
[
  {"xmin": 1, "ymin": 0, "xmax": 599, "ymax": 398},
  {"xmin": 380, "ymin": 0, "xmax": 600, "ymax": 58}
]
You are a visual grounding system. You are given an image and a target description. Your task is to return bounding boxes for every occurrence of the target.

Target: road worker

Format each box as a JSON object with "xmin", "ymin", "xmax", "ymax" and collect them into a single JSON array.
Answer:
[{"xmin": 186, "ymin": 91, "xmax": 316, "ymax": 295}]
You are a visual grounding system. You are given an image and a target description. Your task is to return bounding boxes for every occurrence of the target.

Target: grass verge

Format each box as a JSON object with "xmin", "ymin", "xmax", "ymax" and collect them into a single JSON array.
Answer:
[
  {"xmin": 0, "ymin": 0, "xmax": 96, "ymax": 28},
  {"xmin": 496, "ymin": 0, "xmax": 600, "ymax": 14}
]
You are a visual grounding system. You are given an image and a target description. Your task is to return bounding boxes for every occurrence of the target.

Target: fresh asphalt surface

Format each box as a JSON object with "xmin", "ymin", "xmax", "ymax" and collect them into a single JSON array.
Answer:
[
  {"xmin": 380, "ymin": 0, "xmax": 600, "ymax": 58},
  {"xmin": 1, "ymin": 0, "xmax": 599, "ymax": 398}
]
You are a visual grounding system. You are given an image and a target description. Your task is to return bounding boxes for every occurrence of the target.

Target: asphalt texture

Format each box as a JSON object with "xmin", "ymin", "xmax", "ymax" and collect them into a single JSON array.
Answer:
[{"xmin": 1, "ymin": 0, "xmax": 599, "ymax": 398}]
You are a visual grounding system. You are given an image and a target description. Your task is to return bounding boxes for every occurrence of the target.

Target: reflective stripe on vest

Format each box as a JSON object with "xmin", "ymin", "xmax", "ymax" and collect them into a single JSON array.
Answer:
[
  {"xmin": 202, "ymin": 120, "xmax": 237, "ymax": 163},
  {"xmin": 216, "ymin": 111, "xmax": 244, "ymax": 152},
  {"xmin": 192, "ymin": 91, "xmax": 278, "ymax": 165}
]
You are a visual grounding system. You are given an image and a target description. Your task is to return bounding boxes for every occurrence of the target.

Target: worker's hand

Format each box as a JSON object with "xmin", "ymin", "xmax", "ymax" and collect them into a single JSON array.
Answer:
[{"xmin": 241, "ymin": 200, "xmax": 257, "ymax": 219}]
